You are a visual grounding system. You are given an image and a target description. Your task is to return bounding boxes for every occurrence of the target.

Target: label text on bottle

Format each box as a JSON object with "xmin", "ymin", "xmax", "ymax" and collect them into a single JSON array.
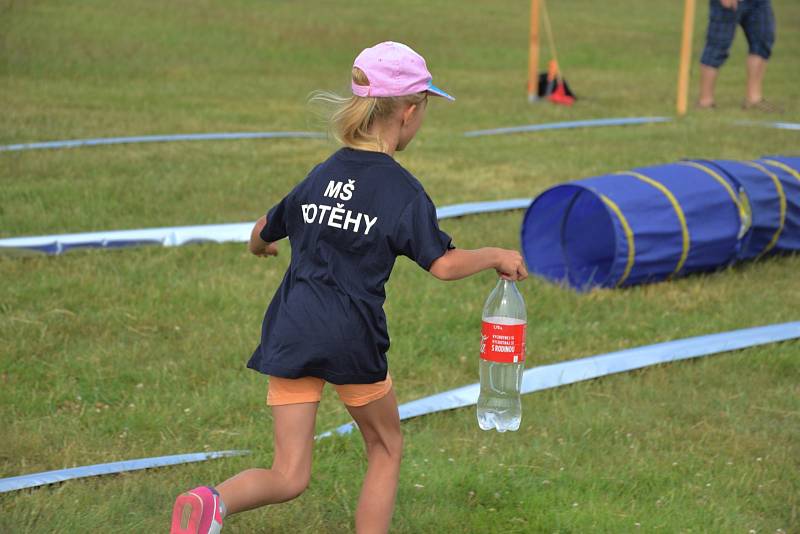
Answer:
[{"xmin": 480, "ymin": 321, "xmax": 526, "ymax": 363}]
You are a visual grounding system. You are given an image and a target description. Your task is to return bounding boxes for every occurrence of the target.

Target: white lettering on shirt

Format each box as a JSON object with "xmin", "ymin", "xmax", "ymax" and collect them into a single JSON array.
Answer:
[
  {"xmin": 323, "ymin": 179, "xmax": 355, "ymax": 201},
  {"xmin": 328, "ymin": 203, "xmax": 345, "ymax": 229},
  {"xmin": 340, "ymin": 179, "xmax": 355, "ymax": 201},
  {"xmin": 363, "ymin": 215, "xmax": 378, "ymax": 235},
  {"xmin": 323, "ymin": 180, "xmax": 343, "ymax": 199},
  {"xmin": 317, "ymin": 204, "xmax": 332, "ymax": 224},
  {"xmin": 343, "ymin": 210, "xmax": 362, "ymax": 232},
  {"xmin": 301, "ymin": 179, "xmax": 379, "ymax": 236}
]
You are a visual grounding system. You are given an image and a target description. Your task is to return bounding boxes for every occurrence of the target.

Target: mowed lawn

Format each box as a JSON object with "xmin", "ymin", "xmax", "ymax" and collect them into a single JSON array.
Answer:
[{"xmin": 1, "ymin": 1, "xmax": 799, "ymax": 532}]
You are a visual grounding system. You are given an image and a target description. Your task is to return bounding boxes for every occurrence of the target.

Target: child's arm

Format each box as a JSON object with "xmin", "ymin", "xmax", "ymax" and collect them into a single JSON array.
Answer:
[
  {"xmin": 429, "ymin": 247, "xmax": 528, "ymax": 282},
  {"xmin": 248, "ymin": 215, "xmax": 279, "ymax": 257}
]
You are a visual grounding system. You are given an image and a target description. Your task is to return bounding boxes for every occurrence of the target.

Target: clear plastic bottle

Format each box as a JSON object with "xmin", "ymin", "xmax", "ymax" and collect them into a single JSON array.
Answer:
[{"xmin": 477, "ymin": 279, "xmax": 527, "ymax": 432}]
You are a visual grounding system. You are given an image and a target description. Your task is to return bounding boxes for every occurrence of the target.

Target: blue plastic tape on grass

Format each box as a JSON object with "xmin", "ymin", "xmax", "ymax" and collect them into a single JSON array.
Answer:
[
  {"xmin": 736, "ymin": 121, "xmax": 800, "ymax": 132},
  {"xmin": 317, "ymin": 322, "xmax": 800, "ymax": 439},
  {"xmin": 0, "ymin": 223, "xmax": 255, "ymax": 255},
  {"xmin": 0, "ymin": 450, "xmax": 250, "ymax": 494},
  {"xmin": 0, "ymin": 199, "xmax": 533, "ymax": 256},
  {"xmin": 437, "ymin": 198, "xmax": 532, "ymax": 219},
  {"xmin": 464, "ymin": 117, "xmax": 672, "ymax": 138},
  {"xmin": 0, "ymin": 132, "xmax": 326, "ymax": 152}
]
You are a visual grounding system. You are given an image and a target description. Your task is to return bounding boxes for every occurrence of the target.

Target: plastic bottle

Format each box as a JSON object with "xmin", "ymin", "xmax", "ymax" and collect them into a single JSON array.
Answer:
[{"xmin": 477, "ymin": 278, "xmax": 527, "ymax": 432}]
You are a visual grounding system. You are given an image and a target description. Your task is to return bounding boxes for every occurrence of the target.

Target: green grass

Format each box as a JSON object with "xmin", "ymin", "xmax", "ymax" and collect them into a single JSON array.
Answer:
[{"xmin": 1, "ymin": 0, "xmax": 799, "ymax": 532}]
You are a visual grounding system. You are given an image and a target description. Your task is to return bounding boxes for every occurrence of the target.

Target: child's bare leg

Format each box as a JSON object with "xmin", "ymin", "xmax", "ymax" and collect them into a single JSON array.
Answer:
[
  {"xmin": 346, "ymin": 389, "xmax": 403, "ymax": 534},
  {"xmin": 216, "ymin": 402, "xmax": 318, "ymax": 515}
]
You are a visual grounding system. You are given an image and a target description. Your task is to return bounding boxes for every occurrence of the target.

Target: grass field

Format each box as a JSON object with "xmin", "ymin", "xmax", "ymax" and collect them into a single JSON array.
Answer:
[{"xmin": 1, "ymin": 0, "xmax": 799, "ymax": 532}]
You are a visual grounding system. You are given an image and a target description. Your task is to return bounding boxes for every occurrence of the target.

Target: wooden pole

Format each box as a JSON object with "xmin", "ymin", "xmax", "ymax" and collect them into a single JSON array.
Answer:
[
  {"xmin": 528, "ymin": 0, "xmax": 540, "ymax": 102},
  {"xmin": 677, "ymin": 0, "xmax": 696, "ymax": 115}
]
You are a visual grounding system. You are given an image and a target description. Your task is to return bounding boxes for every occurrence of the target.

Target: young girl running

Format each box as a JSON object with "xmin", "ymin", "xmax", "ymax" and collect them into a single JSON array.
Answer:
[{"xmin": 170, "ymin": 41, "xmax": 528, "ymax": 534}]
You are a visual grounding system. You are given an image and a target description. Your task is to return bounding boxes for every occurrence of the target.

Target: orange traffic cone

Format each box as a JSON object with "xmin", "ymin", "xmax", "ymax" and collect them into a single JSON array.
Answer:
[
  {"xmin": 535, "ymin": 59, "xmax": 577, "ymax": 104},
  {"xmin": 549, "ymin": 79, "xmax": 575, "ymax": 106},
  {"xmin": 545, "ymin": 59, "xmax": 575, "ymax": 106}
]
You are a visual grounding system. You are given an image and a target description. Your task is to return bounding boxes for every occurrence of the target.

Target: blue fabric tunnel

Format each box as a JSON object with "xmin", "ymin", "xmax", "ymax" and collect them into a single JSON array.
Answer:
[
  {"xmin": 521, "ymin": 157, "xmax": 800, "ymax": 290},
  {"xmin": 699, "ymin": 158, "xmax": 800, "ymax": 260}
]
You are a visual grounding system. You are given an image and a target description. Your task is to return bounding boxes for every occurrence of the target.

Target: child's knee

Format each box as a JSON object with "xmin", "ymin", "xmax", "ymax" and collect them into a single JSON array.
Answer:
[
  {"xmin": 278, "ymin": 470, "xmax": 311, "ymax": 500},
  {"xmin": 284, "ymin": 478, "xmax": 310, "ymax": 500},
  {"xmin": 271, "ymin": 464, "xmax": 312, "ymax": 500}
]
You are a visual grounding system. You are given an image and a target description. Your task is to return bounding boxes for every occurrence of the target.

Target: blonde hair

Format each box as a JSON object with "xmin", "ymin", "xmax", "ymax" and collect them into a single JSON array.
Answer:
[{"xmin": 310, "ymin": 67, "xmax": 427, "ymax": 152}]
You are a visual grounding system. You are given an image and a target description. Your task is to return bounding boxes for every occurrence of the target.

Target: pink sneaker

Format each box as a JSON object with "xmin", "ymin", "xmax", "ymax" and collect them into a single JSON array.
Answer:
[{"xmin": 170, "ymin": 486, "xmax": 224, "ymax": 534}]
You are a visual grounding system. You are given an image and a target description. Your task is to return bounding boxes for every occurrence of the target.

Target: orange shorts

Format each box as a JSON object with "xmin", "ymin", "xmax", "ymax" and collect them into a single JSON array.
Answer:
[{"xmin": 266, "ymin": 374, "xmax": 393, "ymax": 407}]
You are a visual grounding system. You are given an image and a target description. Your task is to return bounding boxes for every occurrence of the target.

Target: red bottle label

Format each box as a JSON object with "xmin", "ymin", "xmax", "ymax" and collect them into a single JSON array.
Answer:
[{"xmin": 480, "ymin": 321, "xmax": 526, "ymax": 363}]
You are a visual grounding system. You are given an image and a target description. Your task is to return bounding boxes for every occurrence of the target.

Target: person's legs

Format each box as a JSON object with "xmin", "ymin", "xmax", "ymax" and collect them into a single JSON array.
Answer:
[
  {"xmin": 170, "ymin": 399, "xmax": 318, "ymax": 534},
  {"xmin": 698, "ymin": 64, "xmax": 720, "ymax": 108},
  {"xmin": 698, "ymin": 0, "xmax": 738, "ymax": 107},
  {"xmin": 740, "ymin": 0, "xmax": 775, "ymax": 105},
  {"xmin": 344, "ymin": 388, "xmax": 402, "ymax": 534},
  {"xmin": 745, "ymin": 54, "xmax": 768, "ymax": 104},
  {"xmin": 216, "ymin": 401, "xmax": 319, "ymax": 514}
]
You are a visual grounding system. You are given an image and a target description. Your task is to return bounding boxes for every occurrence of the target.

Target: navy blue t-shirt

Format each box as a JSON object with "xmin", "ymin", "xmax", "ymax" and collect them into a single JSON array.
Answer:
[{"xmin": 247, "ymin": 148, "xmax": 454, "ymax": 384}]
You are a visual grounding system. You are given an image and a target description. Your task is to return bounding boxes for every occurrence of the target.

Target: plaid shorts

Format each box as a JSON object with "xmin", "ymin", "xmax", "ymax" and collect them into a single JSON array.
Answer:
[{"xmin": 700, "ymin": 0, "xmax": 775, "ymax": 68}]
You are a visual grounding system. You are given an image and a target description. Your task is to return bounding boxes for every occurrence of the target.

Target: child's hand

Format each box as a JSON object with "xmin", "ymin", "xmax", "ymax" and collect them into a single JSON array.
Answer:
[
  {"xmin": 255, "ymin": 242, "xmax": 279, "ymax": 257},
  {"xmin": 249, "ymin": 215, "xmax": 279, "ymax": 257},
  {"xmin": 495, "ymin": 249, "xmax": 528, "ymax": 281}
]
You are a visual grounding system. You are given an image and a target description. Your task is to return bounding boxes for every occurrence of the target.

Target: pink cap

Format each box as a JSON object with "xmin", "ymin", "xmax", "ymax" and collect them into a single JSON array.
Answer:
[{"xmin": 351, "ymin": 41, "xmax": 455, "ymax": 101}]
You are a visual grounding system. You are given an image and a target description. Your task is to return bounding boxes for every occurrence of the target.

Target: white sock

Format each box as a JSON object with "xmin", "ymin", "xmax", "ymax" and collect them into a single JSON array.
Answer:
[{"xmin": 218, "ymin": 497, "xmax": 227, "ymax": 519}]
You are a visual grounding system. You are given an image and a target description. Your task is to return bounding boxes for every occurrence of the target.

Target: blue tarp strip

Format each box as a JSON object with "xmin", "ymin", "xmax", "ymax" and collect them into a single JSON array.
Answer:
[
  {"xmin": 0, "ymin": 199, "xmax": 533, "ymax": 255},
  {"xmin": 0, "ymin": 132, "xmax": 326, "ymax": 152},
  {"xmin": 317, "ymin": 321, "xmax": 800, "ymax": 438},
  {"xmin": 2, "ymin": 119, "xmax": 791, "ymax": 153},
  {"xmin": 0, "ymin": 118, "xmax": 674, "ymax": 151},
  {"xmin": 736, "ymin": 121, "xmax": 800, "ymax": 132},
  {"xmin": 0, "ymin": 450, "xmax": 250, "ymax": 494},
  {"xmin": 437, "ymin": 198, "xmax": 532, "ymax": 219},
  {"xmin": 464, "ymin": 117, "xmax": 672, "ymax": 138},
  {"xmin": 0, "ymin": 223, "xmax": 255, "ymax": 255}
]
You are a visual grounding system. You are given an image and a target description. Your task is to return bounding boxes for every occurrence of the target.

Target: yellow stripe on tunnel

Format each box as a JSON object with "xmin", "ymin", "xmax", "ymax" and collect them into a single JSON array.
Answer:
[
  {"xmin": 763, "ymin": 159, "xmax": 800, "ymax": 184},
  {"xmin": 741, "ymin": 161, "xmax": 787, "ymax": 258},
  {"xmin": 616, "ymin": 171, "xmax": 690, "ymax": 277},
  {"xmin": 678, "ymin": 161, "xmax": 749, "ymax": 234},
  {"xmin": 599, "ymin": 194, "xmax": 636, "ymax": 287}
]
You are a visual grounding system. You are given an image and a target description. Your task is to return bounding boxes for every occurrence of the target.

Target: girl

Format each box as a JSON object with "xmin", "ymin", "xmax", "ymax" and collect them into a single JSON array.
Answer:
[{"xmin": 170, "ymin": 41, "xmax": 528, "ymax": 534}]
